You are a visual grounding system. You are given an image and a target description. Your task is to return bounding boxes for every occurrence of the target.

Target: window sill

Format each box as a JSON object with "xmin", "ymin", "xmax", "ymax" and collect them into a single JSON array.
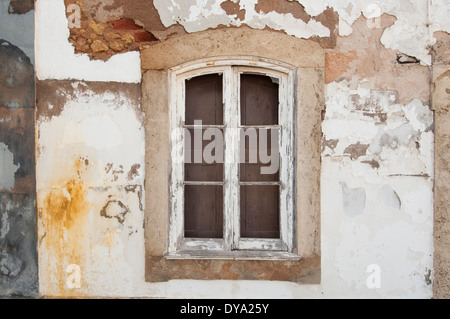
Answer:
[{"xmin": 164, "ymin": 250, "xmax": 302, "ymax": 261}]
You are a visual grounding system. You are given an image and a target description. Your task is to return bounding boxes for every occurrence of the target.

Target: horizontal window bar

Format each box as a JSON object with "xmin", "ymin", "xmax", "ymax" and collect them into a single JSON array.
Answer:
[
  {"xmin": 182, "ymin": 125, "xmax": 226, "ymax": 129},
  {"xmin": 183, "ymin": 181, "xmax": 224, "ymax": 186},
  {"xmin": 238, "ymin": 182, "xmax": 280, "ymax": 186},
  {"xmin": 239, "ymin": 125, "xmax": 281, "ymax": 129}
]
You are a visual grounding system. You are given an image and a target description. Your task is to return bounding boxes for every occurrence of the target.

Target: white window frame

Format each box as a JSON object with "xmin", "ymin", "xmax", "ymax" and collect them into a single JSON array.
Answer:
[{"xmin": 166, "ymin": 56, "xmax": 299, "ymax": 260}]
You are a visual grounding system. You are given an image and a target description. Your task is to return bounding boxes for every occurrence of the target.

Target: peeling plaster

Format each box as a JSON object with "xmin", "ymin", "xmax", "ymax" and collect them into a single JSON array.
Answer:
[
  {"xmin": 31, "ymin": 0, "xmax": 441, "ymax": 299},
  {"xmin": 0, "ymin": 143, "xmax": 20, "ymax": 191},
  {"xmin": 296, "ymin": 0, "xmax": 445, "ymax": 65},
  {"xmin": 150, "ymin": 0, "xmax": 450, "ymax": 64},
  {"xmin": 154, "ymin": 0, "xmax": 330, "ymax": 38},
  {"xmin": 36, "ymin": 80, "xmax": 146, "ymax": 297},
  {"xmin": 341, "ymin": 182, "xmax": 366, "ymax": 217},
  {"xmin": 35, "ymin": 0, "xmax": 141, "ymax": 82},
  {"xmin": 0, "ymin": 1, "xmax": 34, "ymax": 64},
  {"xmin": 36, "ymin": 84, "xmax": 145, "ymax": 190},
  {"xmin": 379, "ymin": 185, "xmax": 401, "ymax": 209}
]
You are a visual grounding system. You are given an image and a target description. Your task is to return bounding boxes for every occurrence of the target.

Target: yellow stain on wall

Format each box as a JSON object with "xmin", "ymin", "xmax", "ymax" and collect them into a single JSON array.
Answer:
[{"xmin": 41, "ymin": 160, "xmax": 92, "ymax": 296}]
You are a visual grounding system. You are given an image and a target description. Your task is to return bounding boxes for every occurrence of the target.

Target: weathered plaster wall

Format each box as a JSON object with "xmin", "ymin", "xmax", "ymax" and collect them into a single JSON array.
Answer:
[
  {"xmin": 432, "ymin": 31, "xmax": 450, "ymax": 299},
  {"xmin": 31, "ymin": 0, "xmax": 449, "ymax": 298},
  {"xmin": 36, "ymin": 80, "xmax": 145, "ymax": 297},
  {"xmin": 0, "ymin": 0, "xmax": 38, "ymax": 298}
]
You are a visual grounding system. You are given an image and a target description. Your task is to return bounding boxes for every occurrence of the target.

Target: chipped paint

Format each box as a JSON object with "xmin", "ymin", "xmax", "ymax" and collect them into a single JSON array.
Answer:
[
  {"xmin": 0, "ymin": 194, "xmax": 38, "ymax": 297},
  {"xmin": 0, "ymin": 1, "xmax": 34, "ymax": 64},
  {"xmin": 0, "ymin": 143, "xmax": 19, "ymax": 191},
  {"xmin": 28, "ymin": 0, "xmax": 445, "ymax": 299},
  {"xmin": 36, "ymin": 0, "xmax": 141, "ymax": 82}
]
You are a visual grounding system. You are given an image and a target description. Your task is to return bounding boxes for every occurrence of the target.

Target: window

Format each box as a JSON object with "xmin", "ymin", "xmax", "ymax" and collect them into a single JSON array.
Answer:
[{"xmin": 167, "ymin": 57, "xmax": 298, "ymax": 260}]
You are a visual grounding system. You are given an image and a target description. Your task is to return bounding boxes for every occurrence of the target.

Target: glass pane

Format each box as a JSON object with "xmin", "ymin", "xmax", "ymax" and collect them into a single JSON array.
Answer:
[
  {"xmin": 185, "ymin": 73, "xmax": 223, "ymax": 125},
  {"xmin": 185, "ymin": 185, "xmax": 223, "ymax": 238},
  {"xmin": 240, "ymin": 74, "xmax": 279, "ymax": 126},
  {"xmin": 240, "ymin": 128, "xmax": 279, "ymax": 182},
  {"xmin": 240, "ymin": 185, "xmax": 280, "ymax": 239},
  {"xmin": 185, "ymin": 128, "xmax": 224, "ymax": 182}
]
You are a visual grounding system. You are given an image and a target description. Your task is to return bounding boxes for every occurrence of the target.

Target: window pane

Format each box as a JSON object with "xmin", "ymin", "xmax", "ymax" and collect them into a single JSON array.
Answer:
[
  {"xmin": 240, "ymin": 74, "xmax": 279, "ymax": 126},
  {"xmin": 240, "ymin": 185, "xmax": 280, "ymax": 239},
  {"xmin": 240, "ymin": 128, "xmax": 279, "ymax": 182},
  {"xmin": 185, "ymin": 185, "xmax": 223, "ymax": 238},
  {"xmin": 185, "ymin": 128, "xmax": 224, "ymax": 182},
  {"xmin": 185, "ymin": 74, "xmax": 223, "ymax": 125}
]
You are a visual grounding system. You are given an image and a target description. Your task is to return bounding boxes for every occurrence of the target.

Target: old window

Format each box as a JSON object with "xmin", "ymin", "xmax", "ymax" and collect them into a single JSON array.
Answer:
[{"xmin": 167, "ymin": 58, "xmax": 298, "ymax": 260}]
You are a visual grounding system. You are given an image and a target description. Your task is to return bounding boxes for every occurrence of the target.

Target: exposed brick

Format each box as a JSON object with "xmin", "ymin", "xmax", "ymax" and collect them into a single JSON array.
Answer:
[
  {"xmin": 134, "ymin": 31, "xmax": 158, "ymax": 43},
  {"xmin": 113, "ymin": 19, "xmax": 143, "ymax": 30}
]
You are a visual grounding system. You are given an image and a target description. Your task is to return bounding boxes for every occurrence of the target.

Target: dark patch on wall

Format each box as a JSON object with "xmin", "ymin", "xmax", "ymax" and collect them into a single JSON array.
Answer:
[
  {"xmin": 0, "ymin": 107, "xmax": 35, "ymax": 194},
  {"xmin": 0, "ymin": 194, "xmax": 38, "ymax": 298},
  {"xmin": 36, "ymin": 80, "xmax": 142, "ymax": 122},
  {"xmin": 255, "ymin": 0, "xmax": 310, "ymax": 23},
  {"xmin": 254, "ymin": 1, "xmax": 338, "ymax": 49},
  {"xmin": 322, "ymin": 138, "xmax": 339, "ymax": 152},
  {"xmin": 146, "ymin": 255, "xmax": 320, "ymax": 283},
  {"xmin": 362, "ymin": 160, "xmax": 380, "ymax": 169},
  {"xmin": 127, "ymin": 164, "xmax": 141, "ymax": 181},
  {"xmin": 100, "ymin": 200, "xmax": 129, "ymax": 224},
  {"xmin": 8, "ymin": 0, "xmax": 34, "ymax": 15},
  {"xmin": 397, "ymin": 54, "xmax": 420, "ymax": 64},
  {"xmin": 0, "ymin": 40, "xmax": 35, "ymax": 109},
  {"xmin": 344, "ymin": 142, "xmax": 370, "ymax": 160},
  {"xmin": 221, "ymin": 0, "xmax": 246, "ymax": 21}
]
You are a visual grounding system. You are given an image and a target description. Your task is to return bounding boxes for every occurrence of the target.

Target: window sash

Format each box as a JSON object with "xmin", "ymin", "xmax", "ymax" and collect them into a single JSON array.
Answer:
[{"xmin": 168, "ymin": 58, "xmax": 296, "ymax": 258}]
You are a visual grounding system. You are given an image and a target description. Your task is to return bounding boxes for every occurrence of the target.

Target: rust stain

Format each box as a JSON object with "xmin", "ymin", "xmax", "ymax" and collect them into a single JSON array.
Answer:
[
  {"xmin": 41, "ymin": 160, "xmax": 92, "ymax": 296},
  {"xmin": 44, "ymin": 179, "xmax": 89, "ymax": 229}
]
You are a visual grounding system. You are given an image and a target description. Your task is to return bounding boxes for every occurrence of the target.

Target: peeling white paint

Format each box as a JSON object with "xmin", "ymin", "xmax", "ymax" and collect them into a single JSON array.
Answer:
[
  {"xmin": 37, "ymin": 88, "xmax": 145, "ymax": 190},
  {"xmin": 154, "ymin": 0, "xmax": 330, "ymax": 38},
  {"xmin": 33, "ymin": 0, "xmax": 440, "ymax": 300},
  {"xmin": 35, "ymin": 0, "xmax": 141, "ymax": 83},
  {"xmin": 341, "ymin": 182, "xmax": 367, "ymax": 217},
  {"xmin": 379, "ymin": 185, "xmax": 401, "ymax": 209},
  {"xmin": 297, "ymin": 0, "xmax": 437, "ymax": 64},
  {"xmin": 154, "ymin": 0, "xmax": 449, "ymax": 64}
]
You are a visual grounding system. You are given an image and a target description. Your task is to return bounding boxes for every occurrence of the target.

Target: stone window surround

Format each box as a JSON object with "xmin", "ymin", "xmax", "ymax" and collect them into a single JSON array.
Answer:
[
  {"xmin": 142, "ymin": 27, "xmax": 324, "ymax": 283},
  {"xmin": 167, "ymin": 57, "xmax": 297, "ymax": 260}
]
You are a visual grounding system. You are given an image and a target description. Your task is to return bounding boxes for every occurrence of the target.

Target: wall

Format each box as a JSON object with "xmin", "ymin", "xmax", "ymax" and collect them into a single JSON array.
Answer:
[
  {"xmin": 4, "ymin": 0, "xmax": 446, "ymax": 298},
  {"xmin": 432, "ymin": 31, "xmax": 450, "ymax": 299},
  {"xmin": 0, "ymin": 0, "xmax": 38, "ymax": 298}
]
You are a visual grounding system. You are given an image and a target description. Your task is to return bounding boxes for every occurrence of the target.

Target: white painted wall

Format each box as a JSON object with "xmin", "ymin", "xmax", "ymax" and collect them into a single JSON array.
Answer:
[
  {"xmin": 35, "ymin": 0, "xmax": 440, "ymax": 298},
  {"xmin": 35, "ymin": 0, "xmax": 141, "ymax": 82}
]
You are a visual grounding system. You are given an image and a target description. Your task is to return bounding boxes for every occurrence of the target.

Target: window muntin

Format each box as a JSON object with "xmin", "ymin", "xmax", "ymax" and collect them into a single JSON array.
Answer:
[{"xmin": 168, "ymin": 58, "xmax": 296, "ymax": 259}]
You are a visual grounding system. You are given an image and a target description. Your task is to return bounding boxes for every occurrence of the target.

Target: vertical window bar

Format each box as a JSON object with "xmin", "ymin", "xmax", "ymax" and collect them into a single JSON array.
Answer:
[
  {"xmin": 223, "ymin": 67, "xmax": 238, "ymax": 250},
  {"xmin": 168, "ymin": 72, "xmax": 186, "ymax": 254},
  {"xmin": 279, "ymin": 72, "xmax": 295, "ymax": 252}
]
